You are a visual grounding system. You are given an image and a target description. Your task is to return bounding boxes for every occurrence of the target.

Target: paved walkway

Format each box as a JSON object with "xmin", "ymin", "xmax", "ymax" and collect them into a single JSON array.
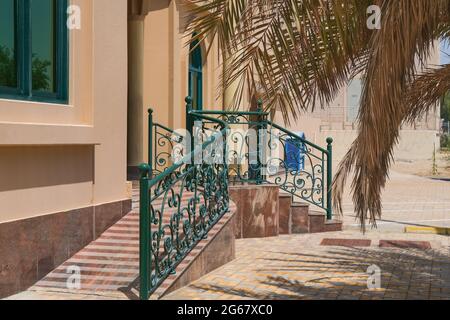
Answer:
[
  {"xmin": 163, "ymin": 171, "xmax": 450, "ymax": 300},
  {"xmin": 163, "ymin": 231, "xmax": 450, "ymax": 300},
  {"xmin": 341, "ymin": 171, "xmax": 450, "ymax": 231},
  {"xmin": 6, "ymin": 171, "xmax": 450, "ymax": 300}
]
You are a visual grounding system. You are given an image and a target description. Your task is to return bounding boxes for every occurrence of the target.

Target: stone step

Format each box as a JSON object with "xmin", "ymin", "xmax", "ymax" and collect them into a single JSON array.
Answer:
[
  {"xmin": 324, "ymin": 219, "xmax": 343, "ymax": 232},
  {"xmin": 291, "ymin": 202, "xmax": 310, "ymax": 234},
  {"xmin": 278, "ymin": 193, "xmax": 292, "ymax": 235},
  {"xmin": 308, "ymin": 210, "xmax": 326, "ymax": 233}
]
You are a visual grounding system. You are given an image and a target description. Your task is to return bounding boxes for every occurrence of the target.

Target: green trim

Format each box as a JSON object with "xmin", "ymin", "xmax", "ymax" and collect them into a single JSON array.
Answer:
[
  {"xmin": 139, "ymin": 164, "xmax": 150, "ymax": 301},
  {"xmin": 0, "ymin": 0, "xmax": 68, "ymax": 104},
  {"xmin": 326, "ymin": 138, "xmax": 333, "ymax": 220},
  {"xmin": 188, "ymin": 36, "xmax": 203, "ymax": 111}
]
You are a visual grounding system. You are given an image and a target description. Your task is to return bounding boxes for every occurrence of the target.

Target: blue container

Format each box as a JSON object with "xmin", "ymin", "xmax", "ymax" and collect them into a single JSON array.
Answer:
[{"xmin": 285, "ymin": 132, "xmax": 306, "ymax": 172}]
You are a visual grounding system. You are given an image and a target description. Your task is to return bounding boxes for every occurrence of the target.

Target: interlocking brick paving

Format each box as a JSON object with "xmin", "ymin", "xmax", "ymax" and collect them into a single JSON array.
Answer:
[
  {"xmin": 321, "ymin": 238, "xmax": 372, "ymax": 247},
  {"xmin": 163, "ymin": 231, "xmax": 450, "ymax": 300},
  {"xmin": 6, "ymin": 171, "xmax": 450, "ymax": 300},
  {"xmin": 342, "ymin": 171, "xmax": 450, "ymax": 232},
  {"xmin": 379, "ymin": 240, "xmax": 432, "ymax": 250}
]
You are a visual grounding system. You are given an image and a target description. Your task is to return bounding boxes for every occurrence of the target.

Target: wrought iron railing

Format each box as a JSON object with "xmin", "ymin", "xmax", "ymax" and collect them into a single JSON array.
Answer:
[
  {"xmin": 191, "ymin": 102, "xmax": 333, "ymax": 220},
  {"xmin": 140, "ymin": 97, "xmax": 333, "ymax": 299},
  {"xmin": 147, "ymin": 109, "xmax": 185, "ymax": 176},
  {"xmin": 139, "ymin": 99, "xmax": 230, "ymax": 300},
  {"xmin": 265, "ymin": 121, "xmax": 333, "ymax": 220}
]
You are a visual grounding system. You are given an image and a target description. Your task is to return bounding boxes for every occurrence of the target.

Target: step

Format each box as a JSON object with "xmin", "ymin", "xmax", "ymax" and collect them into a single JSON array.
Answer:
[
  {"xmin": 291, "ymin": 202, "xmax": 310, "ymax": 234},
  {"xmin": 308, "ymin": 210, "xmax": 326, "ymax": 233},
  {"xmin": 278, "ymin": 193, "xmax": 292, "ymax": 235},
  {"xmin": 306, "ymin": 211, "xmax": 343, "ymax": 233},
  {"xmin": 324, "ymin": 219, "xmax": 343, "ymax": 232}
]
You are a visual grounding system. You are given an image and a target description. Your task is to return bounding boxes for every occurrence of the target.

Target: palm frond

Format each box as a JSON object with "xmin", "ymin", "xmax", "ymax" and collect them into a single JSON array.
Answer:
[
  {"xmin": 333, "ymin": 0, "xmax": 447, "ymax": 231},
  {"xmin": 405, "ymin": 64, "xmax": 450, "ymax": 123},
  {"xmin": 184, "ymin": 0, "xmax": 450, "ymax": 231},
  {"xmin": 185, "ymin": 0, "xmax": 373, "ymax": 123}
]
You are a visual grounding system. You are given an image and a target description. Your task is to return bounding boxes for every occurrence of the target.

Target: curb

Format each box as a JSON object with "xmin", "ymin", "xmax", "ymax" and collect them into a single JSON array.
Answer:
[{"xmin": 404, "ymin": 226, "xmax": 450, "ymax": 236}]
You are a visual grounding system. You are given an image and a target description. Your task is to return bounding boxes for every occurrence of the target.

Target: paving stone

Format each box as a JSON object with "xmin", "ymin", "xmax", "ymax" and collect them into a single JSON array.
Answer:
[{"xmin": 7, "ymin": 170, "xmax": 450, "ymax": 301}]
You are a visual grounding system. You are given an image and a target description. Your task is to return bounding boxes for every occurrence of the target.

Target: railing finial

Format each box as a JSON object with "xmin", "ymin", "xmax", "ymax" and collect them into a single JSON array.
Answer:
[
  {"xmin": 256, "ymin": 99, "xmax": 263, "ymax": 112},
  {"xmin": 139, "ymin": 163, "xmax": 150, "ymax": 178},
  {"xmin": 148, "ymin": 108, "xmax": 153, "ymax": 115},
  {"xmin": 185, "ymin": 96, "xmax": 193, "ymax": 109},
  {"xmin": 326, "ymin": 137, "xmax": 333, "ymax": 145}
]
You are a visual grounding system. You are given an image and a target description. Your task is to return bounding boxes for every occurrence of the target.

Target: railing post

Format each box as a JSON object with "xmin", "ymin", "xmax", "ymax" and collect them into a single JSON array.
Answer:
[
  {"xmin": 326, "ymin": 137, "xmax": 333, "ymax": 221},
  {"xmin": 257, "ymin": 100, "xmax": 265, "ymax": 184},
  {"xmin": 185, "ymin": 96, "xmax": 194, "ymax": 164},
  {"xmin": 139, "ymin": 163, "xmax": 151, "ymax": 300},
  {"xmin": 148, "ymin": 109, "xmax": 153, "ymax": 177},
  {"xmin": 186, "ymin": 96, "xmax": 193, "ymax": 140}
]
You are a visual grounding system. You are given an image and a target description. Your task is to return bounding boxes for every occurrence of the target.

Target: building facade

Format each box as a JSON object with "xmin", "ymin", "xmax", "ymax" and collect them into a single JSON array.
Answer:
[
  {"xmin": 0, "ymin": 0, "xmax": 130, "ymax": 298},
  {"xmin": 127, "ymin": 0, "xmax": 224, "ymax": 175},
  {"xmin": 0, "ymin": 0, "xmax": 442, "ymax": 298}
]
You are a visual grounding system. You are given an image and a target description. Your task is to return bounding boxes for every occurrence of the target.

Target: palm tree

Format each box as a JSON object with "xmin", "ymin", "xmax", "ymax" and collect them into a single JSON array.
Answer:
[{"xmin": 184, "ymin": 0, "xmax": 450, "ymax": 231}]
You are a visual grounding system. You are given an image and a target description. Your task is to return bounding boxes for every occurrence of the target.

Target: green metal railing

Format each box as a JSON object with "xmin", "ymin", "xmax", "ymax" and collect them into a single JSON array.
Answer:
[
  {"xmin": 139, "ymin": 98, "xmax": 230, "ymax": 300},
  {"xmin": 139, "ymin": 97, "xmax": 333, "ymax": 299},
  {"xmin": 191, "ymin": 102, "xmax": 333, "ymax": 220}
]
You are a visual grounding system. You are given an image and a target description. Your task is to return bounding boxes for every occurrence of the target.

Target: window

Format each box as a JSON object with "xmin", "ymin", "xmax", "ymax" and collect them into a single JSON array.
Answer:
[
  {"xmin": 0, "ymin": 0, "xmax": 68, "ymax": 103},
  {"xmin": 347, "ymin": 78, "xmax": 362, "ymax": 123},
  {"xmin": 188, "ymin": 37, "xmax": 203, "ymax": 110}
]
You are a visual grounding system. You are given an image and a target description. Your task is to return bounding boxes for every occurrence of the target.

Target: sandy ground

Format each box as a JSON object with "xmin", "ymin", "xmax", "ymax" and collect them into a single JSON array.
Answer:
[{"xmin": 392, "ymin": 150, "xmax": 450, "ymax": 180}]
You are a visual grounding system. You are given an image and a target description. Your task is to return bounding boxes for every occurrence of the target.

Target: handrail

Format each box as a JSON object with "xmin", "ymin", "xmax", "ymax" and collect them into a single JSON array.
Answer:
[
  {"xmin": 266, "ymin": 120, "xmax": 333, "ymax": 220},
  {"xmin": 148, "ymin": 127, "xmax": 228, "ymax": 190},
  {"xmin": 140, "ymin": 96, "xmax": 334, "ymax": 300},
  {"xmin": 191, "ymin": 109, "xmax": 270, "ymax": 117},
  {"xmin": 267, "ymin": 120, "xmax": 328, "ymax": 154},
  {"xmin": 154, "ymin": 122, "xmax": 184, "ymax": 138},
  {"xmin": 139, "ymin": 98, "xmax": 231, "ymax": 300},
  {"xmin": 191, "ymin": 106, "xmax": 333, "ymax": 219}
]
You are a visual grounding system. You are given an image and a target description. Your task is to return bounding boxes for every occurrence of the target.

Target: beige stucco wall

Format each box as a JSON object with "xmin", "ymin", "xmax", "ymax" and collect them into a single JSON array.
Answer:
[
  {"xmin": 0, "ymin": 0, "xmax": 129, "ymax": 223},
  {"xmin": 128, "ymin": 0, "xmax": 224, "ymax": 167}
]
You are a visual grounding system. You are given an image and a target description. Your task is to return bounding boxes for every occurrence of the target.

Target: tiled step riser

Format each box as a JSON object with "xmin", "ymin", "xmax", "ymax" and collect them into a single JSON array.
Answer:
[
  {"xmin": 291, "ymin": 204, "xmax": 310, "ymax": 234},
  {"xmin": 277, "ymin": 194, "xmax": 343, "ymax": 234},
  {"xmin": 278, "ymin": 195, "xmax": 292, "ymax": 235}
]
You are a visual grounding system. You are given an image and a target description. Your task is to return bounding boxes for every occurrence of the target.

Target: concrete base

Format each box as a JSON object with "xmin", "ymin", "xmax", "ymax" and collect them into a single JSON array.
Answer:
[
  {"xmin": 229, "ymin": 184, "xmax": 279, "ymax": 239},
  {"xmin": 0, "ymin": 198, "xmax": 132, "ymax": 299}
]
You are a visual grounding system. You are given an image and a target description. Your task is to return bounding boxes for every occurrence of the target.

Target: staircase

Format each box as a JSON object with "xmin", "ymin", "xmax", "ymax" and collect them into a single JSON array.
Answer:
[
  {"xmin": 279, "ymin": 193, "xmax": 342, "ymax": 235},
  {"xmin": 138, "ymin": 97, "xmax": 338, "ymax": 299}
]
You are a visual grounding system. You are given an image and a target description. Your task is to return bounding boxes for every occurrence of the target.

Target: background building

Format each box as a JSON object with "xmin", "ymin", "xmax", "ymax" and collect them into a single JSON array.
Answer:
[{"xmin": 277, "ymin": 49, "xmax": 442, "ymax": 161}]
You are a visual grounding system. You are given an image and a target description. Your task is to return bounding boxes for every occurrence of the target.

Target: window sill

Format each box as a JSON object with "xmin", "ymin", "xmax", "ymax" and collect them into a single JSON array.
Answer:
[
  {"xmin": 0, "ymin": 122, "xmax": 99, "ymax": 146},
  {"xmin": 0, "ymin": 95, "xmax": 69, "ymax": 107}
]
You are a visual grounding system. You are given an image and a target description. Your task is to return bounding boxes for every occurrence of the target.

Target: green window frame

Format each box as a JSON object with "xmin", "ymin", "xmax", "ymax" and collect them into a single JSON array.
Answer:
[
  {"xmin": 0, "ymin": 0, "xmax": 68, "ymax": 103},
  {"xmin": 188, "ymin": 37, "xmax": 203, "ymax": 111}
]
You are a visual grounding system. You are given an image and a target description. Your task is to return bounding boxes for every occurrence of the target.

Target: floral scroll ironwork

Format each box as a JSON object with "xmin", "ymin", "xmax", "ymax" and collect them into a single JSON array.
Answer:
[
  {"xmin": 140, "ymin": 98, "xmax": 333, "ymax": 300},
  {"xmin": 139, "ymin": 107, "xmax": 229, "ymax": 300}
]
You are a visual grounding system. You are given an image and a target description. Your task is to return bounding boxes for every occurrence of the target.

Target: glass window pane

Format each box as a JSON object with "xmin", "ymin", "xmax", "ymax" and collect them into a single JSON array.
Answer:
[
  {"xmin": 0, "ymin": 0, "xmax": 17, "ymax": 88},
  {"xmin": 31, "ymin": 0, "xmax": 56, "ymax": 93},
  {"xmin": 347, "ymin": 78, "xmax": 362, "ymax": 123}
]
